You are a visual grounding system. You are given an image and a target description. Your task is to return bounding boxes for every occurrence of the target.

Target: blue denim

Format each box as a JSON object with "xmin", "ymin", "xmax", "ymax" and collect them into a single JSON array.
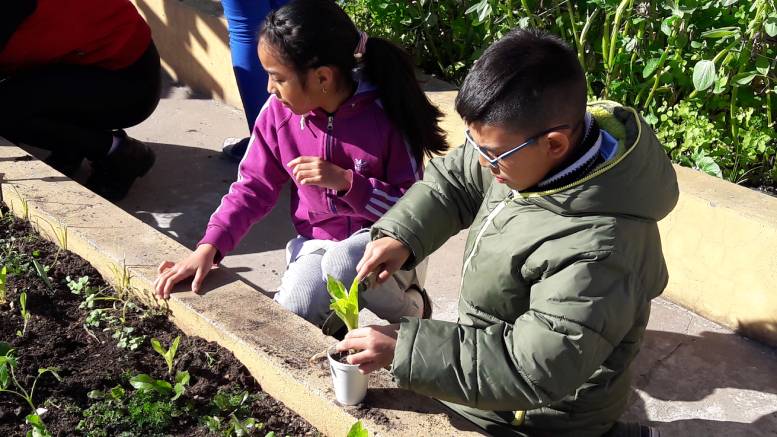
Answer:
[{"xmin": 221, "ymin": 0, "xmax": 288, "ymax": 132}]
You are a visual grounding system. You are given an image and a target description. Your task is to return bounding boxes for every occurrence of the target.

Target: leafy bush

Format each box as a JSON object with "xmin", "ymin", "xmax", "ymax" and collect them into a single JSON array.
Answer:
[{"xmin": 343, "ymin": 0, "xmax": 777, "ymax": 187}]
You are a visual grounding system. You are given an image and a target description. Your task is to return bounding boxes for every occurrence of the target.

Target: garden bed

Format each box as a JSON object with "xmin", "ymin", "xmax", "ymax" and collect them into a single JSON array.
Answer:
[{"xmin": 0, "ymin": 207, "xmax": 318, "ymax": 436}]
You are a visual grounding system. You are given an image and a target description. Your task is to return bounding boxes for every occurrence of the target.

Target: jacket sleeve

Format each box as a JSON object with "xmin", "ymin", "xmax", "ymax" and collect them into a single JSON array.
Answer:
[
  {"xmin": 336, "ymin": 128, "xmax": 419, "ymax": 222},
  {"xmin": 198, "ymin": 109, "xmax": 289, "ymax": 261},
  {"xmin": 370, "ymin": 142, "xmax": 491, "ymax": 267},
  {"xmin": 391, "ymin": 251, "xmax": 642, "ymax": 411}
]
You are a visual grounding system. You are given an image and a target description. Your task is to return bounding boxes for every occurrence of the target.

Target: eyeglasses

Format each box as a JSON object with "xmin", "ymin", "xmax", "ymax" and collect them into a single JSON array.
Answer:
[{"xmin": 465, "ymin": 124, "xmax": 571, "ymax": 168}]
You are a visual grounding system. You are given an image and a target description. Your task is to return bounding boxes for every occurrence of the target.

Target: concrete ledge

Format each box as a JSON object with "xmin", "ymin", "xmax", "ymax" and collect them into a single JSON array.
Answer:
[
  {"xmin": 659, "ymin": 166, "xmax": 777, "ymax": 347},
  {"xmin": 0, "ymin": 140, "xmax": 481, "ymax": 436}
]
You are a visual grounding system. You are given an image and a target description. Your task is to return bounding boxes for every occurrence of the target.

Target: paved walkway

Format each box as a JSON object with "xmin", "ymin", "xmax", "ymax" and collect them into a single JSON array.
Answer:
[{"xmin": 23, "ymin": 80, "xmax": 777, "ymax": 436}]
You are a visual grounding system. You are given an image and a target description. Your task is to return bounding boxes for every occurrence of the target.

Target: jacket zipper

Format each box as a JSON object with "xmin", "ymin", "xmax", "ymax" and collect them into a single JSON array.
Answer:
[
  {"xmin": 326, "ymin": 114, "xmax": 337, "ymax": 213},
  {"xmin": 460, "ymin": 193, "xmax": 512, "ymax": 289}
]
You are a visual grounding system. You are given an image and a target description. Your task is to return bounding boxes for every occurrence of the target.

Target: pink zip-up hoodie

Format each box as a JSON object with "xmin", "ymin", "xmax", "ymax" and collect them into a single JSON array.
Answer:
[{"xmin": 199, "ymin": 82, "xmax": 422, "ymax": 260}]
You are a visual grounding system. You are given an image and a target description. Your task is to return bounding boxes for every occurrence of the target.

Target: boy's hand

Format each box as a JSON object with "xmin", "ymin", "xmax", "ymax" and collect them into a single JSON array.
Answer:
[
  {"xmin": 154, "ymin": 244, "xmax": 217, "ymax": 299},
  {"xmin": 336, "ymin": 324, "xmax": 399, "ymax": 374},
  {"xmin": 287, "ymin": 156, "xmax": 351, "ymax": 191},
  {"xmin": 356, "ymin": 237, "xmax": 410, "ymax": 284}
]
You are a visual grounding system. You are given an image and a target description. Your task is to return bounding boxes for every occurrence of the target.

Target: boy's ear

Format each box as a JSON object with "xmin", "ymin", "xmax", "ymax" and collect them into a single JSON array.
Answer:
[{"xmin": 545, "ymin": 131, "xmax": 571, "ymax": 161}]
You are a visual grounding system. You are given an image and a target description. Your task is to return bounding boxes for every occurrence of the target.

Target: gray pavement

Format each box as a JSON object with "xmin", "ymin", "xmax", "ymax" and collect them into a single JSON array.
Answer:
[{"xmin": 30, "ymin": 81, "xmax": 777, "ymax": 436}]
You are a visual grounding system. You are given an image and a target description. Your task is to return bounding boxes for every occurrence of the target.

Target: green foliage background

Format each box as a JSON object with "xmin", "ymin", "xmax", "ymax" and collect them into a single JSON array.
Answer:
[{"xmin": 342, "ymin": 0, "xmax": 777, "ymax": 187}]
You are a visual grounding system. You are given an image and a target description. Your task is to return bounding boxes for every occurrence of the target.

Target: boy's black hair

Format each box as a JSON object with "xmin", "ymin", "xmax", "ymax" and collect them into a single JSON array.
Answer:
[
  {"xmin": 456, "ymin": 28, "xmax": 587, "ymax": 135},
  {"xmin": 260, "ymin": 0, "xmax": 447, "ymax": 159}
]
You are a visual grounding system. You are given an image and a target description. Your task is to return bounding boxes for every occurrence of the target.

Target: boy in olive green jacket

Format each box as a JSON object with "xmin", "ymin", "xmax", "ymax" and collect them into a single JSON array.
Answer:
[{"xmin": 338, "ymin": 28, "xmax": 677, "ymax": 437}]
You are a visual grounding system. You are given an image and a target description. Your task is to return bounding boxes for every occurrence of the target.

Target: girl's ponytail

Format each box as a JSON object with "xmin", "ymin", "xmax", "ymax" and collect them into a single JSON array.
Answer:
[{"xmin": 362, "ymin": 37, "xmax": 448, "ymax": 160}]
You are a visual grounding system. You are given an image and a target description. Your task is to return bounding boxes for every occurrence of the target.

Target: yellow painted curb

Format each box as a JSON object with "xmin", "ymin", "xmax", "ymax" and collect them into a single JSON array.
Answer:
[
  {"xmin": 0, "ymin": 140, "xmax": 482, "ymax": 436},
  {"xmin": 659, "ymin": 166, "xmax": 777, "ymax": 347}
]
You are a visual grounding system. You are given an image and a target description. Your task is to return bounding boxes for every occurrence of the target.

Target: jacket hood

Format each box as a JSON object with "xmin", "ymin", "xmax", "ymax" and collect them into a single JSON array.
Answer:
[{"xmin": 521, "ymin": 101, "xmax": 679, "ymax": 222}]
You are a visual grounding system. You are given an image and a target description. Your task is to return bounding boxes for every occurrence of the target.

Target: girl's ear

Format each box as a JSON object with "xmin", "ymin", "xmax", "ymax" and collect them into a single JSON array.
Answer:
[{"xmin": 314, "ymin": 65, "xmax": 336, "ymax": 91}]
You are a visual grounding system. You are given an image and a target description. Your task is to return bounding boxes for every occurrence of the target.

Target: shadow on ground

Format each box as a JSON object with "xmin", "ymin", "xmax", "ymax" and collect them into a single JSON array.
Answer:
[{"xmin": 623, "ymin": 326, "xmax": 777, "ymax": 436}]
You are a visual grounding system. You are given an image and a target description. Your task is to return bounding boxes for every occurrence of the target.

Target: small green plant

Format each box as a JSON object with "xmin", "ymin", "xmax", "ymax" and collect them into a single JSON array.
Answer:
[
  {"xmin": 17, "ymin": 291, "xmax": 30, "ymax": 337},
  {"xmin": 107, "ymin": 260, "xmax": 133, "ymax": 301},
  {"xmin": 326, "ymin": 275, "xmax": 362, "ymax": 332},
  {"xmin": 129, "ymin": 370, "xmax": 190, "ymax": 401},
  {"xmin": 202, "ymin": 389, "xmax": 270, "ymax": 437},
  {"xmin": 67, "ymin": 275, "xmax": 147, "ymax": 350},
  {"xmin": 31, "ymin": 259, "xmax": 52, "ymax": 291},
  {"xmin": 78, "ymin": 384, "xmax": 191, "ymax": 437},
  {"xmin": 151, "ymin": 336, "xmax": 181, "ymax": 375},
  {"xmin": 347, "ymin": 420, "xmax": 369, "ymax": 437},
  {"xmin": 10, "ymin": 186, "xmax": 30, "ymax": 220},
  {"xmin": 0, "ymin": 342, "xmax": 61, "ymax": 436},
  {"xmin": 0, "ymin": 265, "xmax": 7, "ymax": 304},
  {"xmin": 133, "ymin": 336, "xmax": 189, "ymax": 401}
]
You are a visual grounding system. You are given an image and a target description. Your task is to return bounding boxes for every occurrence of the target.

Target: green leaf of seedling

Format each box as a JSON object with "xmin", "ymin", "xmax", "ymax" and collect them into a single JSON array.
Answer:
[
  {"xmin": 265, "ymin": 432, "xmax": 276, "ymax": 437},
  {"xmin": 25, "ymin": 413, "xmax": 51, "ymax": 437},
  {"xmin": 0, "ymin": 341, "xmax": 12, "ymax": 356},
  {"xmin": 129, "ymin": 373, "xmax": 154, "ymax": 390},
  {"xmin": 39, "ymin": 367, "xmax": 62, "ymax": 381},
  {"xmin": 171, "ymin": 370, "xmax": 190, "ymax": 401},
  {"xmin": 25, "ymin": 413, "xmax": 45, "ymax": 428},
  {"xmin": 0, "ymin": 265, "xmax": 7, "ymax": 304},
  {"xmin": 175, "ymin": 370, "xmax": 190, "ymax": 385},
  {"xmin": 130, "ymin": 374, "xmax": 173, "ymax": 395},
  {"xmin": 0, "ymin": 363, "xmax": 9, "ymax": 389},
  {"xmin": 347, "ymin": 420, "xmax": 369, "ymax": 437},
  {"xmin": 326, "ymin": 275, "xmax": 347, "ymax": 300},
  {"xmin": 87, "ymin": 390, "xmax": 105, "ymax": 400},
  {"xmin": 109, "ymin": 385, "xmax": 126, "ymax": 401},
  {"xmin": 151, "ymin": 336, "xmax": 181, "ymax": 375},
  {"xmin": 151, "ymin": 338, "xmax": 164, "ymax": 356},
  {"xmin": 203, "ymin": 416, "xmax": 221, "ymax": 433},
  {"xmin": 231, "ymin": 413, "xmax": 250, "ymax": 437},
  {"xmin": 172, "ymin": 383, "xmax": 186, "ymax": 401},
  {"xmin": 692, "ymin": 60, "xmax": 716, "ymax": 91},
  {"xmin": 32, "ymin": 259, "xmax": 52, "ymax": 290}
]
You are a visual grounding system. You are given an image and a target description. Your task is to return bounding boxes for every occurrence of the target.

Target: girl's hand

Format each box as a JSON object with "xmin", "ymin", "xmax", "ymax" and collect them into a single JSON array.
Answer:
[
  {"xmin": 154, "ymin": 244, "xmax": 218, "ymax": 299},
  {"xmin": 336, "ymin": 324, "xmax": 399, "ymax": 374},
  {"xmin": 287, "ymin": 156, "xmax": 351, "ymax": 191},
  {"xmin": 356, "ymin": 237, "xmax": 411, "ymax": 284}
]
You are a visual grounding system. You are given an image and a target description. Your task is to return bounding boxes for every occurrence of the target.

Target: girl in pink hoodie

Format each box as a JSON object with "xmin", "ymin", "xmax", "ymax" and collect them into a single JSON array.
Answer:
[{"xmin": 154, "ymin": 0, "xmax": 446, "ymax": 331}]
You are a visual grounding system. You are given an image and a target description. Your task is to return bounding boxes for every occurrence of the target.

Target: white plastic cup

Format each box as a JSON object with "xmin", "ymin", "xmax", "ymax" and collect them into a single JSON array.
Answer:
[{"xmin": 327, "ymin": 345, "xmax": 367, "ymax": 405}]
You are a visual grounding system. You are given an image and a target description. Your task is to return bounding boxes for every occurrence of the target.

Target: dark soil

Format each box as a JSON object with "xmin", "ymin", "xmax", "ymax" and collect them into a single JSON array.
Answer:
[
  {"xmin": 329, "ymin": 350, "xmax": 351, "ymax": 365},
  {"xmin": 0, "ymin": 208, "xmax": 318, "ymax": 436}
]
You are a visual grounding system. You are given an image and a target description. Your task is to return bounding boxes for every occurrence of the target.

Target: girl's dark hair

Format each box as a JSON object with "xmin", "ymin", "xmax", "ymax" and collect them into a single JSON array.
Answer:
[
  {"xmin": 456, "ymin": 28, "xmax": 587, "ymax": 134},
  {"xmin": 259, "ymin": 0, "xmax": 447, "ymax": 159}
]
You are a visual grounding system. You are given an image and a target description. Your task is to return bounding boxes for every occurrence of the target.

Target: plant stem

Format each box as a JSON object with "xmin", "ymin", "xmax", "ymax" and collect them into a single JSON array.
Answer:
[
  {"xmin": 578, "ymin": 8, "xmax": 599, "ymax": 96},
  {"xmin": 520, "ymin": 0, "xmax": 537, "ymax": 27}
]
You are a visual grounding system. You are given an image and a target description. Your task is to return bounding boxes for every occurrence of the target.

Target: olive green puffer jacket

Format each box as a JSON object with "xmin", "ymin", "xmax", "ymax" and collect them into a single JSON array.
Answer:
[{"xmin": 373, "ymin": 102, "xmax": 679, "ymax": 436}]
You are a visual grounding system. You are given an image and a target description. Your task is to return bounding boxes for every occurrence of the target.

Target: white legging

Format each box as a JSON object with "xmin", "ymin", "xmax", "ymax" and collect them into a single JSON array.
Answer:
[{"xmin": 273, "ymin": 229, "xmax": 425, "ymax": 327}]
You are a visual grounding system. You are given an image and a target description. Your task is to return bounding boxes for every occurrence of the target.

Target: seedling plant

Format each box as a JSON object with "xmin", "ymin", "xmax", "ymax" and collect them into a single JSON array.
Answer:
[
  {"xmin": 326, "ymin": 275, "xmax": 362, "ymax": 332},
  {"xmin": 67, "ymin": 275, "xmax": 147, "ymax": 351},
  {"xmin": 17, "ymin": 291, "xmax": 30, "ymax": 337},
  {"xmin": 0, "ymin": 341, "xmax": 61, "ymax": 436}
]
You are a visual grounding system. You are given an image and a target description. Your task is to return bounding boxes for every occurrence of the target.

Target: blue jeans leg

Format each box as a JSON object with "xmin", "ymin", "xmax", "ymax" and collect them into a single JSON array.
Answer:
[{"xmin": 221, "ymin": 0, "xmax": 288, "ymax": 132}]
